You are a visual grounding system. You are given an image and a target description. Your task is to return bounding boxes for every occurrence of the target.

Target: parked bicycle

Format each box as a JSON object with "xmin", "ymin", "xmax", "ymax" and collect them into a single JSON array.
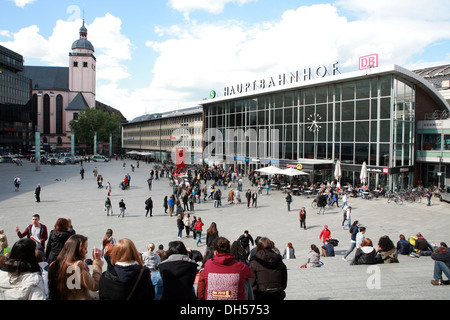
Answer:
[{"xmin": 386, "ymin": 191, "xmax": 403, "ymax": 205}]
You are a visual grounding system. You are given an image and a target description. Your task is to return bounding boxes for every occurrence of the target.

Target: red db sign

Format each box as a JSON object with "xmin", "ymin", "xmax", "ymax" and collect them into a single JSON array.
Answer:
[{"xmin": 359, "ymin": 54, "xmax": 378, "ymax": 70}]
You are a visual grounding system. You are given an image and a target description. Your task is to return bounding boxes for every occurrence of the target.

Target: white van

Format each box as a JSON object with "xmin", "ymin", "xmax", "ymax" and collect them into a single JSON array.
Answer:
[
  {"xmin": 439, "ymin": 186, "xmax": 450, "ymax": 203},
  {"xmin": 92, "ymin": 155, "xmax": 109, "ymax": 162}
]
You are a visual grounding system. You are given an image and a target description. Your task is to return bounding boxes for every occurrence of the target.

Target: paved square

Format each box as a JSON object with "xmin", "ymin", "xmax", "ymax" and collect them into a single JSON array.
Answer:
[{"xmin": 1, "ymin": 159, "xmax": 449, "ymax": 300}]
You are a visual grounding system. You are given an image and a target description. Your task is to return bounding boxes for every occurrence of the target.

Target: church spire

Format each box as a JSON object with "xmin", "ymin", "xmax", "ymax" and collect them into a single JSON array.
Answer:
[
  {"xmin": 71, "ymin": 18, "xmax": 94, "ymax": 52},
  {"xmin": 79, "ymin": 18, "xmax": 88, "ymax": 39}
]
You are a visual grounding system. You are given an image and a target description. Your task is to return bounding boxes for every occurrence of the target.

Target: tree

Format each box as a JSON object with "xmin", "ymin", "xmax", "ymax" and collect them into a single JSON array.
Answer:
[{"xmin": 69, "ymin": 108, "xmax": 121, "ymax": 150}]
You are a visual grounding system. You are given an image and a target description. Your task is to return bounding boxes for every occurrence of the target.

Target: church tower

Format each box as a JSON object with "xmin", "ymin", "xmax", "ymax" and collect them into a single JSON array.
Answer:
[{"xmin": 69, "ymin": 19, "xmax": 96, "ymax": 108}]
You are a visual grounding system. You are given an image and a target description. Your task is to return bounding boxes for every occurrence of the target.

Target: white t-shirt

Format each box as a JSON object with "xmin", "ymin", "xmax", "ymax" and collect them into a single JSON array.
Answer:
[{"xmin": 31, "ymin": 225, "xmax": 41, "ymax": 244}]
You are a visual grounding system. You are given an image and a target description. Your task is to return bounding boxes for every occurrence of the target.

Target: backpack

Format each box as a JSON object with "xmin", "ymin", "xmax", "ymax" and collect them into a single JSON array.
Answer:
[
  {"xmin": 408, "ymin": 236, "xmax": 417, "ymax": 247},
  {"xmin": 328, "ymin": 239, "xmax": 339, "ymax": 247}
]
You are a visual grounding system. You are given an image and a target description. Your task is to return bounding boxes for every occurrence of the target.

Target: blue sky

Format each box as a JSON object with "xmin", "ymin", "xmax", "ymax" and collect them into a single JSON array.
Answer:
[{"xmin": 2, "ymin": 0, "xmax": 450, "ymax": 120}]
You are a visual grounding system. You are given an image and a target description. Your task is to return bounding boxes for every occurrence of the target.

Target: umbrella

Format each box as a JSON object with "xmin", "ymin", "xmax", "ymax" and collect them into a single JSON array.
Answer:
[
  {"xmin": 334, "ymin": 160, "xmax": 342, "ymax": 182},
  {"xmin": 256, "ymin": 166, "xmax": 284, "ymax": 175},
  {"xmin": 280, "ymin": 167, "xmax": 309, "ymax": 176},
  {"xmin": 360, "ymin": 161, "xmax": 368, "ymax": 185}
]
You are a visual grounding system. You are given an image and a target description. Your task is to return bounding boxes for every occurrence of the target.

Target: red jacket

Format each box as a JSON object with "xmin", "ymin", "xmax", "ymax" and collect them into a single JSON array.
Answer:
[
  {"xmin": 17, "ymin": 223, "xmax": 48, "ymax": 249},
  {"xmin": 203, "ymin": 253, "xmax": 252, "ymax": 300},
  {"xmin": 319, "ymin": 228, "xmax": 331, "ymax": 241}
]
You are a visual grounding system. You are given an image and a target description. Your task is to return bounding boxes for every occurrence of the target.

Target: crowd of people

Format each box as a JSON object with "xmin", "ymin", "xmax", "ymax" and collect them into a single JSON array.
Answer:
[
  {"xmin": 0, "ymin": 212, "xmax": 292, "ymax": 300},
  {"xmin": 1, "ymin": 160, "xmax": 449, "ymax": 300}
]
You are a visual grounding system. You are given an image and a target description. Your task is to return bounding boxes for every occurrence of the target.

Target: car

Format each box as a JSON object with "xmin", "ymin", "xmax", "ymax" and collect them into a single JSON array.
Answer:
[
  {"xmin": 0, "ymin": 156, "xmax": 13, "ymax": 163},
  {"xmin": 439, "ymin": 186, "xmax": 450, "ymax": 203},
  {"xmin": 92, "ymin": 155, "xmax": 109, "ymax": 162},
  {"xmin": 57, "ymin": 158, "xmax": 67, "ymax": 165},
  {"xmin": 63, "ymin": 157, "xmax": 73, "ymax": 164},
  {"xmin": 46, "ymin": 156, "xmax": 58, "ymax": 165}
]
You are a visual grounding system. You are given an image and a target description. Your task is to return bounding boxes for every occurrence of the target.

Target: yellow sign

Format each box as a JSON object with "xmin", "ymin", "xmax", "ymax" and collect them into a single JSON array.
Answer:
[{"xmin": 296, "ymin": 164, "xmax": 303, "ymax": 170}]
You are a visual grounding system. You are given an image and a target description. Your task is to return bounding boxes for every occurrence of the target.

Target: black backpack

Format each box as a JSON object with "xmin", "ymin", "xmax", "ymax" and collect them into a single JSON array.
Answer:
[{"xmin": 329, "ymin": 239, "xmax": 339, "ymax": 247}]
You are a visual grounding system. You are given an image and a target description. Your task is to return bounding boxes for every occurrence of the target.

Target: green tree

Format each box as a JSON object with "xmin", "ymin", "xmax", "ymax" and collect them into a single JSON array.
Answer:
[{"xmin": 69, "ymin": 108, "xmax": 121, "ymax": 151}]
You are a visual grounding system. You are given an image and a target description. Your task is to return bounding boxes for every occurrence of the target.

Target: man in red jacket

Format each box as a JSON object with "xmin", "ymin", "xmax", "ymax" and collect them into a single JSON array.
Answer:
[
  {"xmin": 15, "ymin": 214, "xmax": 48, "ymax": 253},
  {"xmin": 319, "ymin": 225, "xmax": 331, "ymax": 245},
  {"xmin": 202, "ymin": 237, "xmax": 252, "ymax": 300}
]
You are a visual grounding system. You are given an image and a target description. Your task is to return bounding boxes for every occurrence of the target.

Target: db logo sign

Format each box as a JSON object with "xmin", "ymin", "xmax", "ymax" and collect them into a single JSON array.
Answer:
[{"xmin": 359, "ymin": 54, "xmax": 378, "ymax": 70}]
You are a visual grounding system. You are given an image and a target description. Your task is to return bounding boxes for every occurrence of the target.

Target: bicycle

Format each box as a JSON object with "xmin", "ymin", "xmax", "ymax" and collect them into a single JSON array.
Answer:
[{"xmin": 387, "ymin": 192, "xmax": 403, "ymax": 205}]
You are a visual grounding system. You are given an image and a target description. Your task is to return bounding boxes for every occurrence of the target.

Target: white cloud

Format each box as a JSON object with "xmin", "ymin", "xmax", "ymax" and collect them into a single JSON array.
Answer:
[
  {"xmin": 336, "ymin": 0, "xmax": 450, "ymax": 21},
  {"xmin": 3, "ymin": 2, "xmax": 450, "ymax": 122},
  {"xmin": 0, "ymin": 30, "xmax": 12, "ymax": 38},
  {"xmin": 167, "ymin": 0, "xmax": 257, "ymax": 19},
  {"xmin": 121, "ymin": 2, "xmax": 450, "ymax": 121},
  {"xmin": 11, "ymin": 0, "xmax": 36, "ymax": 8}
]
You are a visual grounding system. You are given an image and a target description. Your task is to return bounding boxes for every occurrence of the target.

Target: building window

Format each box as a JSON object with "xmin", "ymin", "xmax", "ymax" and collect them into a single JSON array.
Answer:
[
  {"xmin": 73, "ymin": 113, "xmax": 78, "ymax": 120},
  {"xmin": 422, "ymin": 133, "xmax": 441, "ymax": 151},
  {"xmin": 73, "ymin": 61, "xmax": 78, "ymax": 67},
  {"xmin": 56, "ymin": 95, "xmax": 63, "ymax": 134},
  {"xmin": 43, "ymin": 94, "xmax": 50, "ymax": 134},
  {"xmin": 32, "ymin": 94, "xmax": 38, "ymax": 127},
  {"xmin": 83, "ymin": 62, "xmax": 88, "ymax": 67},
  {"xmin": 444, "ymin": 135, "xmax": 450, "ymax": 151}
]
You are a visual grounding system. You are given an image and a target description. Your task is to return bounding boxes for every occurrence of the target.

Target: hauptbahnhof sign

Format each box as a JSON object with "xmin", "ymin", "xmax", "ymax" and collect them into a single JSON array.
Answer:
[{"xmin": 223, "ymin": 61, "xmax": 340, "ymax": 97}]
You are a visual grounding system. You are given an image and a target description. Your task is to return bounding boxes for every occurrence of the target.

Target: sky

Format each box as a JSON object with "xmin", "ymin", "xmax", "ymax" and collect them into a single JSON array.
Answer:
[{"xmin": 2, "ymin": 0, "xmax": 450, "ymax": 121}]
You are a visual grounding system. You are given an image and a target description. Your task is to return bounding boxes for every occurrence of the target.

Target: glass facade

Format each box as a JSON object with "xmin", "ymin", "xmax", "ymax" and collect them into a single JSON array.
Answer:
[
  {"xmin": 416, "ymin": 120, "xmax": 450, "ymax": 188},
  {"xmin": 0, "ymin": 45, "xmax": 33, "ymax": 153},
  {"xmin": 204, "ymin": 75, "xmax": 416, "ymax": 190}
]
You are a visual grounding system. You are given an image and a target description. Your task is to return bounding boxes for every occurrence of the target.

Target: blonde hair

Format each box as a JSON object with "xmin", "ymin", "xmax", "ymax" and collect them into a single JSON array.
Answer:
[{"xmin": 147, "ymin": 243, "xmax": 155, "ymax": 252}]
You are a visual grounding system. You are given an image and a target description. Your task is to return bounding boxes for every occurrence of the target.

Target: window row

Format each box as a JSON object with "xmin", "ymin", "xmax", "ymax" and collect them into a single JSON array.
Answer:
[
  {"xmin": 210, "ymin": 141, "xmax": 395, "ymax": 166},
  {"xmin": 34, "ymin": 94, "xmax": 64, "ymax": 135},
  {"xmin": 206, "ymin": 120, "xmax": 397, "ymax": 143},
  {"xmin": 206, "ymin": 98, "xmax": 392, "ymax": 126},
  {"xmin": 418, "ymin": 133, "xmax": 450, "ymax": 151}
]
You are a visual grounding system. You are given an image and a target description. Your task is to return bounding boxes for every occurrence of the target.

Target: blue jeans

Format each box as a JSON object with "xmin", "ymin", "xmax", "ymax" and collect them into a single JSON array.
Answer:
[
  {"xmin": 151, "ymin": 271, "xmax": 164, "ymax": 300},
  {"xmin": 433, "ymin": 260, "xmax": 450, "ymax": 281},
  {"xmin": 196, "ymin": 232, "xmax": 202, "ymax": 245},
  {"xmin": 343, "ymin": 219, "xmax": 351, "ymax": 229},
  {"xmin": 344, "ymin": 241, "xmax": 356, "ymax": 259}
]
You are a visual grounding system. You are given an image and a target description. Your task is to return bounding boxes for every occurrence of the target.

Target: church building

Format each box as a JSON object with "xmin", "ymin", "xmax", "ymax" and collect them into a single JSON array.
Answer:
[{"xmin": 20, "ymin": 20, "xmax": 124, "ymax": 152}]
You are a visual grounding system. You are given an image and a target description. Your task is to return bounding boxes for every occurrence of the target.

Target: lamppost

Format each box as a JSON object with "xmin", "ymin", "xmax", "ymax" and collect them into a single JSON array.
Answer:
[{"xmin": 438, "ymin": 155, "xmax": 443, "ymax": 190}]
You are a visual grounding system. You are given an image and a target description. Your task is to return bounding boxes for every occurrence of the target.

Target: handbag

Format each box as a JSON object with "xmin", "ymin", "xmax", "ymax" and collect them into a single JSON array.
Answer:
[{"xmin": 126, "ymin": 268, "xmax": 144, "ymax": 300}]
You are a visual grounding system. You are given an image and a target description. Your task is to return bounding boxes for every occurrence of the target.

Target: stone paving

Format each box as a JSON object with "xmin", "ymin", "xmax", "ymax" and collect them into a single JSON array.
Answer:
[{"xmin": 1, "ymin": 159, "xmax": 449, "ymax": 300}]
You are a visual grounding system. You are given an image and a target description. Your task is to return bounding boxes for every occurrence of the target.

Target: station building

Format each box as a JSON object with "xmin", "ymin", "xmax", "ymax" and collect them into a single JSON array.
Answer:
[
  {"xmin": 121, "ymin": 106, "xmax": 203, "ymax": 163},
  {"xmin": 200, "ymin": 62, "xmax": 450, "ymax": 190}
]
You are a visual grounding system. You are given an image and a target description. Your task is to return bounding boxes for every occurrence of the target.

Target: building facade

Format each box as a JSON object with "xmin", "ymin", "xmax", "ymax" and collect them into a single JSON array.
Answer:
[
  {"xmin": 0, "ymin": 45, "xmax": 33, "ymax": 154},
  {"xmin": 416, "ymin": 119, "xmax": 450, "ymax": 188},
  {"xmin": 201, "ymin": 64, "xmax": 450, "ymax": 191},
  {"xmin": 122, "ymin": 106, "xmax": 203, "ymax": 163},
  {"xmin": 20, "ymin": 20, "xmax": 96, "ymax": 152}
]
